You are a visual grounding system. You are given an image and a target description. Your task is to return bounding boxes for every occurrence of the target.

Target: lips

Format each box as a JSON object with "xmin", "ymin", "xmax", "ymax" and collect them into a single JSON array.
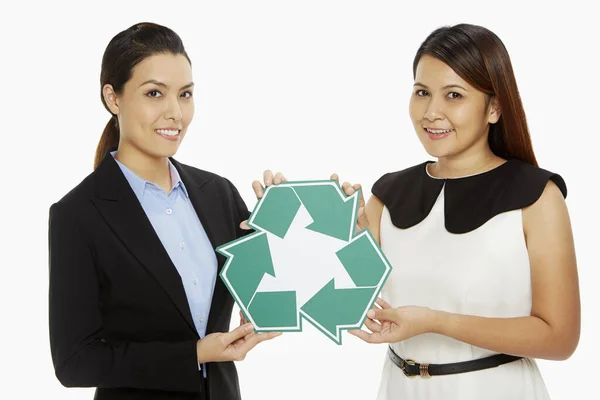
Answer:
[
  {"xmin": 425, "ymin": 128, "xmax": 453, "ymax": 134},
  {"xmin": 155, "ymin": 128, "xmax": 181, "ymax": 136},
  {"xmin": 424, "ymin": 127, "xmax": 454, "ymax": 140},
  {"xmin": 155, "ymin": 128, "xmax": 181, "ymax": 141}
]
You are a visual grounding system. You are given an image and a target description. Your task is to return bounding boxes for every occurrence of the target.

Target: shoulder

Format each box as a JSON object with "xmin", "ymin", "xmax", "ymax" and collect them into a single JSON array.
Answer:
[
  {"xmin": 48, "ymin": 170, "xmax": 105, "ymax": 236},
  {"xmin": 51, "ymin": 170, "xmax": 98, "ymax": 210},
  {"xmin": 521, "ymin": 167, "xmax": 570, "ymax": 233},
  {"xmin": 488, "ymin": 160, "xmax": 567, "ymax": 223},
  {"xmin": 371, "ymin": 161, "xmax": 432, "ymax": 200},
  {"xmin": 173, "ymin": 159, "xmax": 250, "ymax": 221},
  {"xmin": 502, "ymin": 159, "xmax": 567, "ymax": 201},
  {"xmin": 372, "ymin": 162, "xmax": 430, "ymax": 190},
  {"xmin": 369, "ymin": 158, "xmax": 568, "ymax": 234},
  {"xmin": 173, "ymin": 159, "xmax": 239, "ymax": 193},
  {"xmin": 370, "ymin": 161, "xmax": 444, "ymax": 230},
  {"xmin": 443, "ymin": 159, "xmax": 567, "ymax": 233},
  {"xmin": 520, "ymin": 167, "xmax": 573, "ymax": 261}
]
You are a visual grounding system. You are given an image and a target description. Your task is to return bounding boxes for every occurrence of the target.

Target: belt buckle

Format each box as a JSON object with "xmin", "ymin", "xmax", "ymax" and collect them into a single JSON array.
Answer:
[
  {"xmin": 402, "ymin": 359, "xmax": 417, "ymax": 378},
  {"xmin": 402, "ymin": 359, "xmax": 431, "ymax": 378}
]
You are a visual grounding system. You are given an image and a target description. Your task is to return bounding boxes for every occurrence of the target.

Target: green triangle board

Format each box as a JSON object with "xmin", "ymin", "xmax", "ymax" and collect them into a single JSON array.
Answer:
[{"xmin": 217, "ymin": 180, "xmax": 392, "ymax": 344}]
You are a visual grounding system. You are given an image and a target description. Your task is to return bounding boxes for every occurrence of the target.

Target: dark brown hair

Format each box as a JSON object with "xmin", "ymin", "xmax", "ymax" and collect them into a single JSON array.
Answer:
[
  {"xmin": 413, "ymin": 23, "xmax": 538, "ymax": 166},
  {"xmin": 94, "ymin": 22, "xmax": 191, "ymax": 169}
]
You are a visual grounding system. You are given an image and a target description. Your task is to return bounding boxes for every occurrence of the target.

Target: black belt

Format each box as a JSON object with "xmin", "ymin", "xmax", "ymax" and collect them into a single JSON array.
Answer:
[{"xmin": 388, "ymin": 346, "xmax": 521, "ymax": 378}]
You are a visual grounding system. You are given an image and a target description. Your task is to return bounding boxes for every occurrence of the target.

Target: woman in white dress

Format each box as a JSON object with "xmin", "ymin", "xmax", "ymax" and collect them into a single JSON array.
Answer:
[{"xmin": 338, "ymin": 23, "xmax": 581, "ymax": 399}]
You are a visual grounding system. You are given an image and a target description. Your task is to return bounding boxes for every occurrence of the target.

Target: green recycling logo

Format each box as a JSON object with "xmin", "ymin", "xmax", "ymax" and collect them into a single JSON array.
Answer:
[{"xmin": 216, "ymin": 181, "xmax": 392, "ymax": 344}]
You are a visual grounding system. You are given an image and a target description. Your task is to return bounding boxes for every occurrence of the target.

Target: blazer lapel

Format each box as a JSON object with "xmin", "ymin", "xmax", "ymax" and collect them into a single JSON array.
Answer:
[
  {"xmin": 91, "ymin": 153, "xmax": 198, "ymax": 335},
  {"xmin": 171, "ymin": 159, "xmax": 229, "ymax": 267}
]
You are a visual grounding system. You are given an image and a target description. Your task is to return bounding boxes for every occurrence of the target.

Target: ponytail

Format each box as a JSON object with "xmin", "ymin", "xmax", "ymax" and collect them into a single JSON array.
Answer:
[{"xmin": 94, "ymin": 116, "xmax": 119, "ymax": 170}]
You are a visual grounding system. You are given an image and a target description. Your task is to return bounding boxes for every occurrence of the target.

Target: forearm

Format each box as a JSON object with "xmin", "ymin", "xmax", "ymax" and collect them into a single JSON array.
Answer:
[
  {"xmin": 433, "ymin": 311, "xmax": 574, "ymax": 360},
  {"xmin": 53, "ymin": 338, "xmax": 201, "ymax": 392}
]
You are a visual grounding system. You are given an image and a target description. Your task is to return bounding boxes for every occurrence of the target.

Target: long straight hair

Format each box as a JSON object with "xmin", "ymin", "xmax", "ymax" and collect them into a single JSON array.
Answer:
[
  {"xmin": 94, "ymin": 22, "xmax": 191, "ymax": 169},
  {"xmin": 413, "ymin": 24, "xmax": 538, "ymax": 166}
]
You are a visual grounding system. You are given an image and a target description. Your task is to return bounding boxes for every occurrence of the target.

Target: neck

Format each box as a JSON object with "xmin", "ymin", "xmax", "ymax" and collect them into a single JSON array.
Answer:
[
  {"xmin": 114, "ymin": 143, "xmax": 172, "ymax": 189},
  {"xmin": 430, "ymin": 145, "xmax": 504, "ymax": 179}
]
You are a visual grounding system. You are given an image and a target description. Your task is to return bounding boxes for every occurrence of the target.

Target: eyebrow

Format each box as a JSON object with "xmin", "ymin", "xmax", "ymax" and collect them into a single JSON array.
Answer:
[
  {"xmin": 413, "ymin": 82, "xmax": 468, "ymax": 91},
  {"xmin": 139, "ymin": 79, "xmax": 195, "ymax": 90}
]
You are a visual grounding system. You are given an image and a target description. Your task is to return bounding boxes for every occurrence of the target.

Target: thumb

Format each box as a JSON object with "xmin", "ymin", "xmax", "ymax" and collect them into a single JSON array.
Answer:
[
  {"xmin": 359, "ymin": 208, "xmax": 368, "ymax": 221},
  {"xmin": 223, "ymin": 323, "xmax": 254, "ymax": 344},
  {"xmin": 354, "ymin": 184, "xmax": 365, "ymax": 208},
  {"xmin": 356, "ymin": 208, "xmax": 370, "ymax": 233},
  {"xmin": 240, "ymin": 220, "xmax": 251, "ymax": 230},
  {"xmin": 367, "ymin": 308, "xmax": 399, "ymax": 323}
]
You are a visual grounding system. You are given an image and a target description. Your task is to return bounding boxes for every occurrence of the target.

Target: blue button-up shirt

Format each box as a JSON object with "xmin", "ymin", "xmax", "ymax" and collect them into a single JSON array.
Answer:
[{"xmin": 111, "ymin": 152, "xmax": 217, "ymax": 374}]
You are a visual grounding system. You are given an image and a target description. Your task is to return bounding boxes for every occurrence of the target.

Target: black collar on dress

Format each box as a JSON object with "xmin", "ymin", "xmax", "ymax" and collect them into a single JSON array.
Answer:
[{"xmin": 371, "ymin": 159, "xmax": 567, "ymax": 234}]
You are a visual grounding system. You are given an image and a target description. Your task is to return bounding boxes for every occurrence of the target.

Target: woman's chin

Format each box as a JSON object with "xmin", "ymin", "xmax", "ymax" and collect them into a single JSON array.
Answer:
[{"xmin": 421, "ymin": 144, "xmax": 454, "ymax": 160}]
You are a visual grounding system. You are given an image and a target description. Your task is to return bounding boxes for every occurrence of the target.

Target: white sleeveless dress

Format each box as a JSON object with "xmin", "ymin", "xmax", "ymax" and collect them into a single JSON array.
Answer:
[{"xmin": 371, "ymin": 160, "xmax": 566, "ymax": 400}]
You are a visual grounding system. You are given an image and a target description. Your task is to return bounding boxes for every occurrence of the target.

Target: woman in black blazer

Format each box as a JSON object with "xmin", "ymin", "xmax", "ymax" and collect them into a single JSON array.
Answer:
[{"xmin": 48, "ymin": 22, "xmax": 280, "ymax": 400}]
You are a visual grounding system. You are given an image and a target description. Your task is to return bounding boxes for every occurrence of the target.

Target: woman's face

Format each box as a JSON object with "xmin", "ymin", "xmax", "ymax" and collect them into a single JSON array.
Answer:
[
  {"xmin": 409, "ymin": 55, "xmax": 500, "ymax": 160},
  {"xmin": 104, "ymin": 53, "xmax": 194, "ymax": 159}
]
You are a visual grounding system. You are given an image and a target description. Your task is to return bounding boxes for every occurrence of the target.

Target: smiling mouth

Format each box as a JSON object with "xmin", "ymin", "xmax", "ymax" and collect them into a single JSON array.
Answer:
[
  {"xmin": 155, "ymin": 129, "xmax": 181, "ymax": 137},
  {"xmin": 423, "ymin": 127, "xmax": 454, "ymax": 140},
  {"xmin": 424, "ymin": 128, "xmax": 454, "ymax": 134}
]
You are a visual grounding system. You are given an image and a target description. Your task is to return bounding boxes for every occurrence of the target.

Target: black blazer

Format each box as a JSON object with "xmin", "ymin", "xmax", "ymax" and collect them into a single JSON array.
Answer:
[{"xmin": 48, "ymin": 152, "xmax": 252, "ymax": 400}]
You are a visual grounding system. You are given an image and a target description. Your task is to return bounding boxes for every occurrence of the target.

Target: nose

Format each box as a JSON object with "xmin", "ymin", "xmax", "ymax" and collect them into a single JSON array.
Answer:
[
  {"xmin": 164, "ymin": 95, "xmax": 183, "ymax": 121},
  {"xmin": 423, "ymin": 96, "xmax": 445, "ymax": 122}
]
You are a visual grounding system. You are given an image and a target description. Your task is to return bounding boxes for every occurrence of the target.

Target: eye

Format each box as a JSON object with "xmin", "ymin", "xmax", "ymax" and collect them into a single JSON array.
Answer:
[
  {"xmin": 181, "ymin": 91, "xmax": 193, "ymax": 98},
  {"xmin": 415, "ymin": 89, "xmax": 429, "ymax": 97},
  {"xmin": 447, "ymin": 92, "xmax": 462, "ymax": 99},
  {"xmin": 146, "ymin": 90, "xmax": 163, "ymax": 98}
]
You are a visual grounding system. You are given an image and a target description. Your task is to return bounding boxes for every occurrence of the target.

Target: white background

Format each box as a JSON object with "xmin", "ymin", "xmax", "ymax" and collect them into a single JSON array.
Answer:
[{"xmin": 1, "ymin": 1, "xmax": 598, "ymax": 399}]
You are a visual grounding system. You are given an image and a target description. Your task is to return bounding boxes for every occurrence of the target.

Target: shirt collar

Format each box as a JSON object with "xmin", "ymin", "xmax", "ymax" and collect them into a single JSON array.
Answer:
[
  {"xmin": 169, "ymin": 160, "xmax": 189, "ymax": 198},
  {"xmin": 111, "ymin": 151, "xmax": 189, "ymax": 202}
]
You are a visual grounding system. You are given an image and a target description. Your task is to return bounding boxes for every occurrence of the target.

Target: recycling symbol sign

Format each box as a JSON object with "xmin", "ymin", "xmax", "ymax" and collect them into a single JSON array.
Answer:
[{"xmin": 216, "ymin": 181, "xmax": 392, "ymax": 344}]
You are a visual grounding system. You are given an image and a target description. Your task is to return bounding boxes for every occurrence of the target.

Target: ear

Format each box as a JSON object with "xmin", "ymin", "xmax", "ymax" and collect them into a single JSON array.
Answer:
[
  {"xmin": 102, "ymin": 84, "xmax": 120, "ymax": 115},
  {"xmin": 487, "ymin": 96, "xmax": 501, "ymax": 124}
]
